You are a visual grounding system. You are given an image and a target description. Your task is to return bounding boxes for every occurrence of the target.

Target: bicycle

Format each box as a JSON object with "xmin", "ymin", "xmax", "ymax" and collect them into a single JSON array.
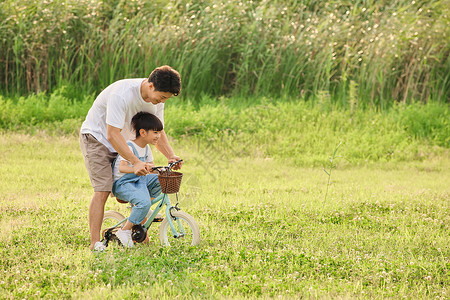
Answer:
[{"xmin": 101, "ymin": 160, "xmax": 201, "ymax": 247}]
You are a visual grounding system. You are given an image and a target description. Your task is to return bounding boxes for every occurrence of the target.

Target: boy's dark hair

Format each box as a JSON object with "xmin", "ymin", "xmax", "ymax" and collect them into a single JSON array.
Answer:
[
  {"xmin": 131, "ymin": 112, "xmax": 164, "ymax": 138},
  {"xmin": 148, "ymin": 65, "xmax": 181, "ymax": 96}
]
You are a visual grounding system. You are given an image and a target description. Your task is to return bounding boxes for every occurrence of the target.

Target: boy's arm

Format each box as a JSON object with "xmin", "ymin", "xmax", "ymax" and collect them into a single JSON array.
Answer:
[
  {"xmin": 118, "ymin": 160, "xmax": 134, "ymax": 174},
  {"xmin": 107, "ymin": 125, "xmax": 149, "ymax": 175}
]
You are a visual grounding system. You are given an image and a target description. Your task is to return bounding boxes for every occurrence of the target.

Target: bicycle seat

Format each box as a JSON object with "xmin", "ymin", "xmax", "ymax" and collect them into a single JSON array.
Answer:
[
  {"xmin": 110, "ymin": 193, "xmax": 155, "ymax": 204},
  {"xmin": 109, "ymin": 192, "xmax": 128, "ymax": 204}
]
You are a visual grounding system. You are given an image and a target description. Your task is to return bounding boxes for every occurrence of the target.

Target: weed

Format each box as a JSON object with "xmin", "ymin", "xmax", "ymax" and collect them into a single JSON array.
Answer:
[{"xmin": 323, "ymin": 142, "xmax": 341, "ymax": 206}]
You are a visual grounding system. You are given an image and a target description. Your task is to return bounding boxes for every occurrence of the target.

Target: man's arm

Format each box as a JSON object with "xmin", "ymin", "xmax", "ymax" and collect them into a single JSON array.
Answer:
[
  {"xmin": 156, "ymin": 130, "xmax": 183, "ymax": 169},
  {"xmin": 107, "ymin": 125, "xmax": 148, "ymax": 175},
  {"xmin": 118, "ymin": 160, "xmax": 134, "ymax": 174}
]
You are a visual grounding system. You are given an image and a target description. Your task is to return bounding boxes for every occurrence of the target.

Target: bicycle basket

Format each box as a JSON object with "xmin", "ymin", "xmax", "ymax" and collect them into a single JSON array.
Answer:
[{"xmin": 158, "ymin": 171, "xmax": 183, "ymax": 194}]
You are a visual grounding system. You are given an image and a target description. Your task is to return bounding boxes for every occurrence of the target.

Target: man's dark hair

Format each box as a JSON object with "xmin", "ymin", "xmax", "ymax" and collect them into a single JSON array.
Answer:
[
  {"xmin": 148, "ymin": 65, "xmax": 181, "ymax": 96},
  {"xmin": 131, "ymin": 111, "xmax": 164, "ymax": 138}
]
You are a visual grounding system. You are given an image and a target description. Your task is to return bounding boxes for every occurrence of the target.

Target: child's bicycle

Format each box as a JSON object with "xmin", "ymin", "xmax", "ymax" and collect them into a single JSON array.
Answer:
[{"xmin": 101, "ymin": 160, "xmax": 201, "ymax": 247}]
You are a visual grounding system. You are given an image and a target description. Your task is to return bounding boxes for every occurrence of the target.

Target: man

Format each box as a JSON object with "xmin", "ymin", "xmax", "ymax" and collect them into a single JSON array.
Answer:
[{"xmin": 79, "ymin": 65, "xmax": 183, "ymax": 251}]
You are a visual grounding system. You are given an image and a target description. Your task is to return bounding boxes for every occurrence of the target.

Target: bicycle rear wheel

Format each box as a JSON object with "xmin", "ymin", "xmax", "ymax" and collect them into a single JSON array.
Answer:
[
  {"xmin": 159, "ymin": 211, "xmax": 200, "ymax": 247},
  {"xmin": 101, "ymin": 210, "xmax": 125, "ymax": 239}
]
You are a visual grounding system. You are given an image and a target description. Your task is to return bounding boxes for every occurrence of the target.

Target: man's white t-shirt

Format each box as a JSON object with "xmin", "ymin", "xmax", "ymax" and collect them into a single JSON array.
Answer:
[
  {"xmin": 113, "ymin": 141, "xmax": 153, "ymax": 181},
  {"xmin": 80, "ymin": 78, "xmax": 164, "ymax": 152}
]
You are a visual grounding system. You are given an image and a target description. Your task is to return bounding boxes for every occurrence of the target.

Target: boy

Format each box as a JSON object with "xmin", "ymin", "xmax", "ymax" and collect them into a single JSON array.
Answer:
[{"xmin": 112, "ymin": 112, "xmax": 164, "ymax": 248}]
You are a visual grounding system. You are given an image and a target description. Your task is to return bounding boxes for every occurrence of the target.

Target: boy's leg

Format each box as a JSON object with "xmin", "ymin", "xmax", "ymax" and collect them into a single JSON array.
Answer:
[
  {"xmin": 116, "ymin": 179, "xmax": 152, "ymax": 226},
  {"xmin": 145, "ymin": 174, "xmax": 162, "ymax": 198},
  {"xmin": 113, "ymin": 181, "xmax": 150, "ymax": 247},
  {"xmin": 121, "ymin": 220, "xmax": 135, "ymax": 231},
  {"xmin": 128, "ymin": 189, "xmax": 152, "ymax": 225},
  {"xmin": 142, "ymin": 174, "xmax": 164, "ymax": 222}
]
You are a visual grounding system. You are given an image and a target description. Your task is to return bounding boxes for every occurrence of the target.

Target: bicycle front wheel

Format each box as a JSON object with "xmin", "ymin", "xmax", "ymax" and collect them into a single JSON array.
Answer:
[{"xmin": 159, "ymin": 211, "xmax": 200, "ymax": 247}]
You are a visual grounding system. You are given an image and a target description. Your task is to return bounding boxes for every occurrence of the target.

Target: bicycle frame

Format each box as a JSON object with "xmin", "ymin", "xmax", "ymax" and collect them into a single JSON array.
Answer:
[{"xmin": 108, "ymin": 192, "xmax": 187, "ymax": 238}]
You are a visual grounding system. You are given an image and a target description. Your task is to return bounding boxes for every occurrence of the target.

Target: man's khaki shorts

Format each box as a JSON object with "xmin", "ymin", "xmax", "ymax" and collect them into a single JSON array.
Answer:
[{"xmin": 79, "ymin": 133, "xmax": 117, "ymax": 192}]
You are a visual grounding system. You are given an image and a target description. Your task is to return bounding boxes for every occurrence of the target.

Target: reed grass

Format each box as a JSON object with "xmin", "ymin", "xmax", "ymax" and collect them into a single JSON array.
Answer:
[{"xmin": 1, "ymin": 0, "xmax": 449, "ymax": 105}]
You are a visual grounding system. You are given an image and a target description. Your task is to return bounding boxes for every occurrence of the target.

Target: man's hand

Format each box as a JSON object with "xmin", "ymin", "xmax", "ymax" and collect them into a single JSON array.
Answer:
[
  {"xmin": 168, "ymin": 155, "xmax": 183, "ymax": 170},
  {"xmin": 133, "ymin": 160, "xmax": 149, "ymax": 176}
]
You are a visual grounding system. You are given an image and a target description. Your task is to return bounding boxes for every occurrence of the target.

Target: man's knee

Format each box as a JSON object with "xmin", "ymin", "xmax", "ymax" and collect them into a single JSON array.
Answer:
[{"xmin": 92, "ymin": 191, "xmax": 110, "ymax": 204}]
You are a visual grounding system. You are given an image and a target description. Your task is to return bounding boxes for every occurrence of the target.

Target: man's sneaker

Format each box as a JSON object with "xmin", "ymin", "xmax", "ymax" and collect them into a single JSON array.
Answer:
[
  {"xmin": 92, "ymin": 241, "xmax": 106, "ymax": 252},
  {"xmin": 116, "ymin": 229, "xmax": 134, "ymax": 248}
]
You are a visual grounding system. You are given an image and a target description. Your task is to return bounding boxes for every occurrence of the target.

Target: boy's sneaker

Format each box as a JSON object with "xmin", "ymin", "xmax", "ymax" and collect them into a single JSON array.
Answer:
[
  {"xmin": 116, "ymin": 229, "xmax": 134, "ymax": 248},
  {"xmin": 92, "ymin": 241, "xmax": 106, "ymax": 252}
]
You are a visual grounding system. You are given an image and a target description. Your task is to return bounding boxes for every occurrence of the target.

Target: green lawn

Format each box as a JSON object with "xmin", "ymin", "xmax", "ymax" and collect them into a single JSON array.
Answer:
[{"xmin": 0, "ymin": 133, "xmax": 448, "ymax": 298}]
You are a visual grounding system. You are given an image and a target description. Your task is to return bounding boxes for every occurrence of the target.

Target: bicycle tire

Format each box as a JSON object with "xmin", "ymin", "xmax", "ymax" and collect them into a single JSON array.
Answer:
[
  {"xmin": 101, "ymin": 210, "xmax": 125, "ymax": 239},
  {"xmin": 159, "ymin": 211, "xmax": 200, "ymax": 246}
]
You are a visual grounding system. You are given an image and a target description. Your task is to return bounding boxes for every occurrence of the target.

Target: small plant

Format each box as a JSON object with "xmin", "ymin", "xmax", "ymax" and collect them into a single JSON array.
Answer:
[
  {"xmin": 323, "ymin": 142, "xmax": 342, "ymax": 206},
  {"xmin": 348, "ymin": 80, "xmax": 359, "ymax": 112}
]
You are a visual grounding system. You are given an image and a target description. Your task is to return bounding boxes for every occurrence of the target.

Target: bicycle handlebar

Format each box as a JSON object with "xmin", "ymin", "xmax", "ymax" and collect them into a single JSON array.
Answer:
[{"xmin": 151, "ymin": 159, "xmax": 183, "ymax": 172}]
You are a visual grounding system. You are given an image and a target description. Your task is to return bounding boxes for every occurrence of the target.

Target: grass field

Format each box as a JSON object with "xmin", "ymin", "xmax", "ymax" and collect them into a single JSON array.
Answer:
[{"xmin": 0, "ymin": 133, "xmax": 448, "ymax": 298}]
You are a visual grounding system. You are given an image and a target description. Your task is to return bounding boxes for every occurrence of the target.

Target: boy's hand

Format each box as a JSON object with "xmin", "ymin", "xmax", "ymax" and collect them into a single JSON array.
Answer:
[
  {"xmin": 146, "ymin": 162, "xmax": 158, "ymax": 173},
  {"xmin": 133, "ymin": 160, "xmax": 149, "ymax": 176},
  {"xmin": 168, "ymin": 155, "xmax": 183, "ymax": 170}
]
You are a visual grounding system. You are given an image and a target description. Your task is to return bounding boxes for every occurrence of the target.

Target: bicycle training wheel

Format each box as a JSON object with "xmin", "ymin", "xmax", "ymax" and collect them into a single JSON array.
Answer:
[
  {"xmin": 101, "ymin": 210, "xmax": 125, "ymax": 239},
  {"xmin": 159, "ymin": 211, "xmax": 200, "ymax": 247}
]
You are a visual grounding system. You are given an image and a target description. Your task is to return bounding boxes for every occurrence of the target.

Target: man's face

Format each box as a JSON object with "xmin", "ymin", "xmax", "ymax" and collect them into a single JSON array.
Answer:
[{"xmin": 143, "ymin": 82, "xmax": 173, "ymax": 104}]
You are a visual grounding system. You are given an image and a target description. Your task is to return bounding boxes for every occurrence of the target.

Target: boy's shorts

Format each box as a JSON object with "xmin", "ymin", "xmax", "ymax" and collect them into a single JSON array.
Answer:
[{"xmin": 79, "ymin": 133, "xmax": 117, "ymax": 192}]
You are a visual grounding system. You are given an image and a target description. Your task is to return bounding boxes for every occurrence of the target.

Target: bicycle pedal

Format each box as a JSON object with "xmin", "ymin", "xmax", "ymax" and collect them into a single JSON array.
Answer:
[
  {"xmin": 102, "ymin": 227, "xmax": 119, "ymax": 238},
  {"xmin": 153, "ymin": 217, "xmax": 164, "ymax": 222}
]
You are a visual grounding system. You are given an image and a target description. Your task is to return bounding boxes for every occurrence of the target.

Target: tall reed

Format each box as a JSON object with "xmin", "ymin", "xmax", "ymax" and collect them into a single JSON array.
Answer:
[{"xmin": 1, "ymin": 0, "xmax": 448, "ymax": 105}]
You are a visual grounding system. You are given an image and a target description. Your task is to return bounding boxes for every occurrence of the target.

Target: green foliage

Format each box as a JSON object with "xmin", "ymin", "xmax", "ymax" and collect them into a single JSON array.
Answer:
[
  {"xmin": 395, "ymin": 102, "xmax": 450, "ymax": 147},
  {"xmin": 1, "ymin": 0, "xmax": 449, "ymax": 104},
  {"xmin": 163, "ymin": 98, "xmax": 449, "ymax": 165},
  {"xmin": 0, "ymin": 87, "xmax": 91, "ymax": 131},
  {"xmin": 0, "ymin": 92, "xmax": 448, "ymax": 165}
]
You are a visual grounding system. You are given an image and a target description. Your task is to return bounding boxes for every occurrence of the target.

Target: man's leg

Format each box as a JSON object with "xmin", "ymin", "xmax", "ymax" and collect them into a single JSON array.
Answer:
[
  {"xmin": 89, "ymin": 191, "xmax": 110, "ymax": 250},
  {"xmin": 80, "ymin": 133, "xmax": 117, "ymax": 249}
]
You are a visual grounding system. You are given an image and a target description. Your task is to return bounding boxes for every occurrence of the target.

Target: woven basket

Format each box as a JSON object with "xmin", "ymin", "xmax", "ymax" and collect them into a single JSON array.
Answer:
[{"xmin": 158, "ymin": 171, "xmax": 183, "ymax": 194}]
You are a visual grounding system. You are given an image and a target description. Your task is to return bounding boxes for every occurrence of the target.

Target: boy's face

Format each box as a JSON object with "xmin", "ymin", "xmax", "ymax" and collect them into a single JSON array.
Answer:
[
  {"xmin": 142, "ymin": 81, "xmax": 173, "ymax": 104},
  {"xmin": 140, "ymin": 129, "xmax": 161, "ymax": 145}
]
